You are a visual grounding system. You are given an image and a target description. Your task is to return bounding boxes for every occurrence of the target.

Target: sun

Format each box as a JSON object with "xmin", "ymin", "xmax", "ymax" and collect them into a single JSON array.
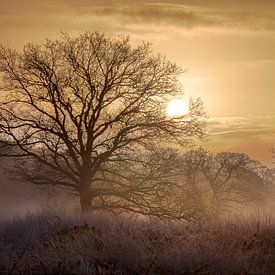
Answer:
[{"xmin": 167, "ymin": 99, "xmax": 189, "ymax": 118}]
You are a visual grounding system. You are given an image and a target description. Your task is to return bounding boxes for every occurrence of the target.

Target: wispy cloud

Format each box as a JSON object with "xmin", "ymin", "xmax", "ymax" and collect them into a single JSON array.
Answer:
[
  {"xmin": 1, "ymin": 0, "xmax": 275, "ymax": 34},
  {"xmin": 208, "ymin": 116, "xmax": 275, "ymax": 136},
  {"xmin": 63, "ymin": 2, "xmax": 275, "ymax": 31},
  {"xmin": 208, "ymin": 116, "xmax": 249, "ymax": 131}
]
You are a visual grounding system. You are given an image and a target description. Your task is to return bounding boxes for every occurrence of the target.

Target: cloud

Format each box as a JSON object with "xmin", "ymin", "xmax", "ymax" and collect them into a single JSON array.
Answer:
[
  {"xmin": 61, "ymin": 1, "xmax": 275, "ymax": 31},
  {"xmin": 208, "ymin": 116, "xmax": 249, "ymax": 130},
  {"xmin": 70, "ymin": 3, "xmax": 275, "ymax": 31},
  {"xmin": 208, "ymin": 116, "xmax": 275, "ymax": 139},
  {"xmin": 85, "ymin": 5, "xmax": 214, "ymax": 28},
  {"xmin": 1, "ymin": 0, "xmax": 275, "ymax": 36}
]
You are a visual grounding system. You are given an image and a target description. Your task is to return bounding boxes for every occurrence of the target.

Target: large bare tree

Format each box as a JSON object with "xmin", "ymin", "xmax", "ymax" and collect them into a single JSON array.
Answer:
[{"xmin": 0, "ymin": 32, "xmax": 205, "ymax": 213}]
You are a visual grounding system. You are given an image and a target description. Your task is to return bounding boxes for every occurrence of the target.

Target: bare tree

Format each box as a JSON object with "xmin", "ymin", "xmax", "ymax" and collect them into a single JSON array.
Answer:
[
  {"xmin": 176, "ymin": 149, "xmax": 273, "ymax": 219},
  {"xmin": 0, "ymin": 32, "xmax": 205, "ymax": 213}
]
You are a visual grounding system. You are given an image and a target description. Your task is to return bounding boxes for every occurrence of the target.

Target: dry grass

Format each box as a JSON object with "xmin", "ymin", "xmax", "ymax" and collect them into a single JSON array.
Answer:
[{"xmin": 0, "ymin": 211, "xmax": 274, "ymax": 274}]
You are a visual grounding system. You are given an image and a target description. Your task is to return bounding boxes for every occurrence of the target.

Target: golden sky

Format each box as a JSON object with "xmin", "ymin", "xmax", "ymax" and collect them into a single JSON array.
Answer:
[{"xmin": 1, "ymin": 0, "xmax": 275, "ymax": 164}]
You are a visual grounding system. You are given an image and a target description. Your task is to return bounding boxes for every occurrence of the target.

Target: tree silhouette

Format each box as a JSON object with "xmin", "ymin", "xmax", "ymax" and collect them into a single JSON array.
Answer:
[
  {"xmin": 0, "ymin": 32, "xmax": 205, "ymax": 213},
  {"xmin": 176, "ymin": 149, "xmax": 273, "ymax": 218}
]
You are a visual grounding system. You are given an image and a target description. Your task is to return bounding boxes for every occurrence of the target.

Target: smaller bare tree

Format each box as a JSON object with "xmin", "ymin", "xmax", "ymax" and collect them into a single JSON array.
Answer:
[{"xmin": 174, "ymin": 149, "xmax": 273, "ymax": 219}]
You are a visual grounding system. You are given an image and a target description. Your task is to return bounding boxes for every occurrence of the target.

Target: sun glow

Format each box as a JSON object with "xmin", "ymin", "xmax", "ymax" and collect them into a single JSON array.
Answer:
[{"xmin": 167, "ymin": 99, "xmax": 189, "ymax": 118}]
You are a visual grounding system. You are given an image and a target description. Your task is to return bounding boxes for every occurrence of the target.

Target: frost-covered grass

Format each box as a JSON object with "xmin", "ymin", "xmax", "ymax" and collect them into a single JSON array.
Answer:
[{"xmin": 0, "ymin": 211, "xmax": 274, "ymax": 274}]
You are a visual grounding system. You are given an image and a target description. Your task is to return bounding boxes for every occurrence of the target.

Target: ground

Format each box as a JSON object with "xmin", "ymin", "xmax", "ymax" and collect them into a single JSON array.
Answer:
[{"xmin": 0, "ymin": 211, "xmax": 274, "ymax": 274}]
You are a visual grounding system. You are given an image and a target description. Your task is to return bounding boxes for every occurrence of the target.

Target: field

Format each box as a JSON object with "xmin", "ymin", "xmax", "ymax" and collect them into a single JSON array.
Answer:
[{"xmin": 1, "ymin": 211, "xmax": 274, "ymax": 274}]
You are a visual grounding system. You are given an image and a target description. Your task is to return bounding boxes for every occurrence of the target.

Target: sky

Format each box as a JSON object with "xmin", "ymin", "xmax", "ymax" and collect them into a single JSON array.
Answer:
[{"xmin": 0, "ymin": 0, "xmax": 275, "ymax": 164}]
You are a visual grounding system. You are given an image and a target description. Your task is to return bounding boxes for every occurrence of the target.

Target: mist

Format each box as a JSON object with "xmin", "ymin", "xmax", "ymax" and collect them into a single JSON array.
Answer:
[{"xmin": 0, "ymin": 1, "xmax": 275, "ymax": 272}]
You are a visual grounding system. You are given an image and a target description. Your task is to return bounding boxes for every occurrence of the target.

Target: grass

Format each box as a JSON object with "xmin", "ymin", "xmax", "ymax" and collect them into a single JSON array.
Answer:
[{"xmin": 0, "ymin": 211, "xmax": 274, "ymax": 274}]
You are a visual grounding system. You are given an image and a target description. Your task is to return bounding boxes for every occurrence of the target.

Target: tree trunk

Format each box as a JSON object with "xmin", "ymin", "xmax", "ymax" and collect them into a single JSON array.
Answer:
[{"xmin": 79, "ymin": 182, "xmax": 93, "ymax": 213}]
